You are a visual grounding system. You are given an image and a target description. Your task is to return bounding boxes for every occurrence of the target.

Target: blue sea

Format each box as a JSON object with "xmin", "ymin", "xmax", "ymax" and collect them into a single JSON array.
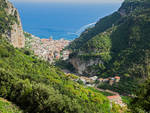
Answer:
[{"xmin": 13, "ymin": 3, "xmax": 122, "ymax": 40}]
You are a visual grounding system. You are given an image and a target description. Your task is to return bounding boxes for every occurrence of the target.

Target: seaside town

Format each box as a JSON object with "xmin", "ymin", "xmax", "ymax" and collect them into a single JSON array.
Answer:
[
  {"xmin": 25, "ymin": 33, "xmax": 71, "ymax": 63},
  {"xmin": 25, "ymin": 33, "xmax": 125, "ymax": 107}
]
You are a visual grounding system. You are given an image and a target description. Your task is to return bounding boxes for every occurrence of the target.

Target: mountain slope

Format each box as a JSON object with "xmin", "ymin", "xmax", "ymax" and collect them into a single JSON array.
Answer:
[
  {"xmin": 0, "ymin": 0, "xmax": 25, "ymax": 48},
  {"xmin": 130, "ymin": 77, "xmax": 150, "ymax": 113},
  {"xmin": 68, "ymin": 12, "xmax": 121, "ymax": 51},
  {"xmin": 68, "ymin": 0, "xmax": 150, "ymax": 94},
  {"xmin": 0, "ymin": 1, "xmax": 120, "ymax": 113},
  {"xmin": 0, "ymin": 38, "xmax": 113, "ymax": 113}
]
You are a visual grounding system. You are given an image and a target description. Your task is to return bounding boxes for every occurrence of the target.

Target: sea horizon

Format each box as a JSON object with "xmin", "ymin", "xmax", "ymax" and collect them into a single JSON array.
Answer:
[{"xmin": 13, "ymin": 2, "xmax": 122, "ymax": 40}]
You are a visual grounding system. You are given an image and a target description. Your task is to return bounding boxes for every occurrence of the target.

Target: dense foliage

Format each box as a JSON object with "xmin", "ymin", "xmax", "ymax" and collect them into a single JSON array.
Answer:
[
  {"xmin": 68, "ymin": 0, "xmax": 150, "ymax": 95},
  {"xmin": 0, "ymin": 0, "xmax": 11, "ymax": 35},
  {"xmin": 0, "ymin": 0, "xmax": 117, "ymax": 112},
  {"xmin": 130, "ymin": 78, "xmax": 150, "ymax": 113},
  {"xmin": 0, "ymin": 38, "xmax": 114, "ymax": 113},
  {"xmin": 1, "ymin": 0, "xmax": 149, "ymax": 112},
  {"xmin": 0, "ymin": 0, "xmax": 18, "ymax": 36},
  {"xmin": 0, "ymin": 97, "xmax": 23, "ymax": 113},
  {"xmin": 67, "ymin": 12, "xmax": 121, "ymax": 51}
]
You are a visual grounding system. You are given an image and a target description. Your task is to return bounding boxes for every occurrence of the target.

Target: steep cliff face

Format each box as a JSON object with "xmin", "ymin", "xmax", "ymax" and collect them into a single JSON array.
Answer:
[
  {"xmin": 70, "ymin": 57, "xmax": 102, "ymax": 75},
  {"xmin": 1, "ymin": 0, "xmax": 25, "ymax": 48}
]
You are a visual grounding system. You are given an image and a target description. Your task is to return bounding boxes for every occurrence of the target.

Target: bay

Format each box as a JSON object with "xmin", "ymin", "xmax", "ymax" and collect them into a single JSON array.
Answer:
[{"xmin": 13, "ymin": 3, "xmax": 121, "ymax": 40}]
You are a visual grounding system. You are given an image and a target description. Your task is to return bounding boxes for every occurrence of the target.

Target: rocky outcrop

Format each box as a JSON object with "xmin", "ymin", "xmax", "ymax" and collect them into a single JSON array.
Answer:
[
  {"xmin": 70, "ymin": 57, "xmax": 103, "ymax": 75},
  {"xmin": 4, "ymin": 0, "xmax": 25, "ymax": 48}
]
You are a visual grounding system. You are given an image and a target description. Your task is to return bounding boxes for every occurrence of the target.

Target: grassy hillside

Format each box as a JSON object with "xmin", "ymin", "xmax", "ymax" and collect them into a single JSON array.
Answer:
[
  {"xmin": 68, "ymin": 0, "xmax": 150, "ymax": 94},
  {"xmin": 0, "ymin": 38, "xmax": 115, "ymax": 113},
  {"xmin": 0, "ymin": 97, "xmax": 22, "ymax": 113}
]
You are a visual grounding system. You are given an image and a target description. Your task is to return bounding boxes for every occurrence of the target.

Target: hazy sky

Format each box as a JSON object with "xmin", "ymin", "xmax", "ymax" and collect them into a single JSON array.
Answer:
[{"xmin": 10, "ymin": 0, "xmax": 124, "ymax": 4}]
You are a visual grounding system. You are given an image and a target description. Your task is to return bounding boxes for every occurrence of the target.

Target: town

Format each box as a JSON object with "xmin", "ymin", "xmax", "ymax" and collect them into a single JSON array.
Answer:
[{"xmin": 25, "ymin": 33, "xmax": 71, "ymax": 63}]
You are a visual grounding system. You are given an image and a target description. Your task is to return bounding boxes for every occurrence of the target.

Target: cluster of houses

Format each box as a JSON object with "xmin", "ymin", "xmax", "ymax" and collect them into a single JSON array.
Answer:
[
  {"xmin": 78, "ymin": 76, "xmax": 121, "ymax": 87},
  {"xmin": 79, "ymin": 76, "xmax": 98, "ymax": 87},
  {"xmin": 107, "ymin": 95, "xmax": 126, "ymax": 107},
  {"xmin": 98, "ymin": 76, "xmax": 121, "ymax": 86},
  {"xmin": 65, "ymin": 73, "xmax": 125, "ymax": 107},
  {"xmin": 79, "ymin": 76, "xmax": 125, "ymax": 107},
  {"xmin": 25, "ymin": 35, "xmax": 71, "ymax": 63}
]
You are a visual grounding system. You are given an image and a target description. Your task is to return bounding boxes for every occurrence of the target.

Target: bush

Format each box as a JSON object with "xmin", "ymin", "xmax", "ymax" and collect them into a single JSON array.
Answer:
[{"xmin": 0, "ymin": 46, "xmax": 9, "ymax": 57}]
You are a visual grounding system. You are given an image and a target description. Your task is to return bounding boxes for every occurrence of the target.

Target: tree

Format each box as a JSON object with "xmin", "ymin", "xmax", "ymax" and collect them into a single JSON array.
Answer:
[{"xmin": 130, "ymin": 78, "xmax": 150, "ymax": 113}]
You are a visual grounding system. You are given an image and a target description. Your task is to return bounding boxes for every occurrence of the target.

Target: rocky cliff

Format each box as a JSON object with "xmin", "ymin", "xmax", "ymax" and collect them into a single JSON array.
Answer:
[
  {"xmin": 1, "ymin": 0, "xmax": 25, "ymax": 48},
  {"xmin": 70, "ymin": 57, "xmax": 103, "ymax": 75}
]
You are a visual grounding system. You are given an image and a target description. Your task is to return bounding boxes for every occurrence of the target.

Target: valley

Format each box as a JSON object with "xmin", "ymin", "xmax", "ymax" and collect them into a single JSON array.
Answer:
[{"xmin": 0, "ymin": 0, "xmax": 150, "ymax": 113}]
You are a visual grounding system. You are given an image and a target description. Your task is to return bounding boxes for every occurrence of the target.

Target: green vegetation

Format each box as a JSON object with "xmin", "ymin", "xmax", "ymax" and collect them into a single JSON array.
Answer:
[
  {"xmin": 130, "ymin": 78, "xmax": 150, "ymax": 113},
  {"xmin": 24, "ymin": 32, "xmax": 34, "ymax": 49},
  {"xmin": 0, "ymin": 1, "xmax": 121, "ymax": 113},
  {"xmin": 0, "ymin": 38, "xmax": 114, "ymax": 113},
  {"xmin": 88, "ymin": 87, "xmax": 114, "ymax": 96},
  {"xmin": 98, "ymin": 77, "xmax": 138, "ymax": 94},
  {"xmin": 68, "ymin": 12, "xmax": 121, "ymax": 51},
  {"xmin": 0, "ymin": 0, "xmax": 19, "ymax": 36},
  {"xmin": 68, "ymin": 0, "xmax": 150, "ymax": 95},
  {"xmin": 121, "ymin": 96, "xmax": 132, "ymax": 106},
  {"xmin": 0, "ymin": 0, "xmax": 11, "ymax": 35},
  {"xmin": 55, "ymin": 60, "xmax": 75, "ymax": 72},
  {"xmin": 0, "ymin": 98, "xmax": 23, "ymax": 113},
  {"xmin": 1, "ymin": 0, "xmax": 149, "ymax": 112}
]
